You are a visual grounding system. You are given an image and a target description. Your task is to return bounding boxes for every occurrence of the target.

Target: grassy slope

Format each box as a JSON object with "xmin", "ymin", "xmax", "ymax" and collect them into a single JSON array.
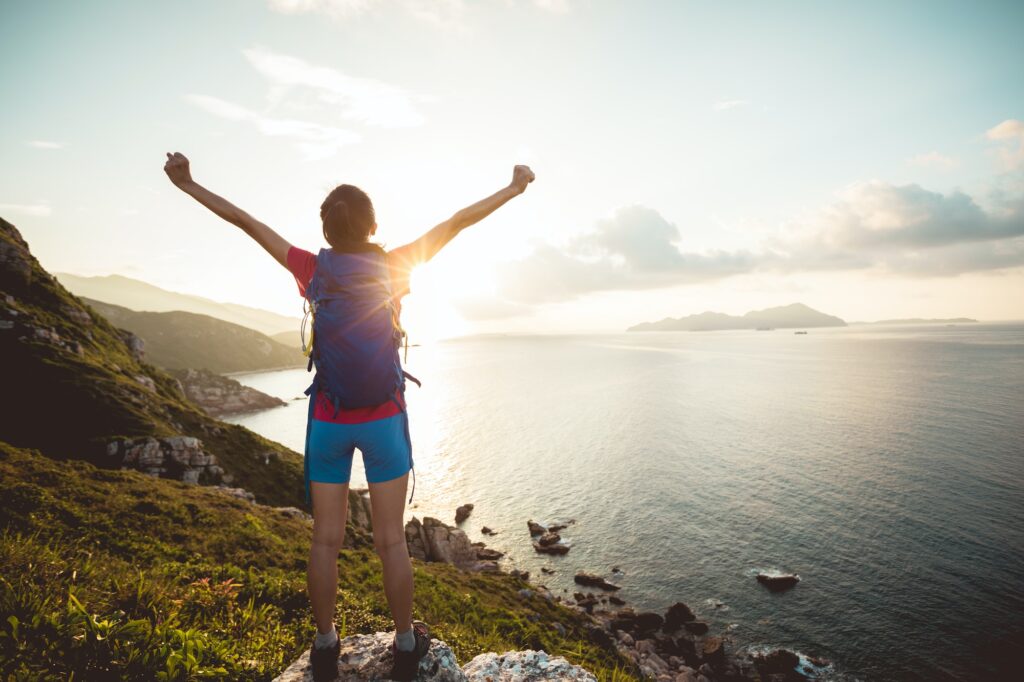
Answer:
[
  {"xmin": 0, "ymin": 443, "xmax": 637, "ymax": 681},
  {"xmin": 0, "ymin": 218, "xmax": 303, "ymax": 507},
  {"xmin": 82, "ymin": 297, "xmax": 305, "ymax": 373}
]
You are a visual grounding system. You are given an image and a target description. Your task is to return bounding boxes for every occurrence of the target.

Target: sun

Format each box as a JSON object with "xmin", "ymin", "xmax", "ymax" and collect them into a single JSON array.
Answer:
[{"xmin": 399, "ymin": 266, "xmax": 470, "ymax": 343}]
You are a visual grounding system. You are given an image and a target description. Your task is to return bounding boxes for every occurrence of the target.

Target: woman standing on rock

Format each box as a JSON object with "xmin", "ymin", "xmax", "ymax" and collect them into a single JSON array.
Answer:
[{"xmin": 164, "ymin": 151, "xmax": 535, "ymax": 681}]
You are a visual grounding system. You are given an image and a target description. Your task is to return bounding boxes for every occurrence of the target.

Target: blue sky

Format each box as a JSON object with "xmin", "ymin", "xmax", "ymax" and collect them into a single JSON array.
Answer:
[{"xmin": 2, "ymin": 0, "xmax": 1022, "ymax": 336}]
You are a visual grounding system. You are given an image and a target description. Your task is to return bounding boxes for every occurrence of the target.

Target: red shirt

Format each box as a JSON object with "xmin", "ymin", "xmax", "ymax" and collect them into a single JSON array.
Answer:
[{"xmin": 287, "ymin": 244, "xmax": 415, "ymax": 423}]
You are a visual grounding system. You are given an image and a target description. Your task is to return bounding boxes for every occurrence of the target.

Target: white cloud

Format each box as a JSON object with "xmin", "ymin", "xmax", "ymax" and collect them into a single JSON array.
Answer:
[
  {"xmin": 907, "ymin": 151, "xmax": 957, "ymax": 170},
  {"xmin": 986, "ymin": 119, "xmax": 1024, "ymax": 170},
  {"xmin": 267, "ymin": 0, "xmax": 375, "ymax": 18},
  {"xmin": 185, "ymin": 93, "xmax": 361, "ymax": 159},
  {"xmin": 0, "ymin": 203, "xmax": 52, "ymax": 217},
  {"xmin": 25, "ymin": 140, "xmax": 63, "ymax": 149},
  {"xmin": 533, "ymin": 0, "xmax": 571, "ymax": 13},
  {"xmin": 714, "ymin": 99, "xmax": 749, "ymax": 111},
  {"xmin": 242, "ymin": 46, "xmax": 427, "ymax": 128}
]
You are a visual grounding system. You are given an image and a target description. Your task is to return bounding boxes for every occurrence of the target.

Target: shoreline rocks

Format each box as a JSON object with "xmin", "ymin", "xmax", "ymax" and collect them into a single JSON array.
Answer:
[
  {"xmin": 756, "ymin": 573, "xmax": 801, "ymax": 592},
  {"xmin": 574, "ymin": 571, "xmax": 621, "ymax": 591},
  {"xmin": 105, "ymin": 435, "xmax": 223, "ymax": 484},
  {"xmin": 169, "ymin": 367, "xmax": 286, "ymax": 417},
  {"xmin": 455, "ymin": 503, "xmax": 474, "ymax": 524}
]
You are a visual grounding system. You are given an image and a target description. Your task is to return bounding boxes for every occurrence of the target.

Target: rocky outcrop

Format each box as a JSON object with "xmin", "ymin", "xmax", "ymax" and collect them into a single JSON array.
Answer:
[
  {"xmin": 454, "ymin": 503, "xmax": 473, "ymax": 524},
  {"xmin": 756, "ymin": 573, "xmax": 801, "ymax": 592},
  {"xmin": 168, "ymin": 367, "xmax": 286, "ymax": 417},
  {"xmin": 273, "ymin": 633, "xmax": 597, "ymax": 682},
  {"xmin": 104, "ymin": 435, "xmax": 223, "ymax": 484},
  {"xmin": 574, "ymin": 571, "xmax": 620, "ymax": 591},
  {"xmin": 273, "ymin": 631, "xmax": 465, "ymax": 681},
  {"xmin": 462, "ymin": 650, "xmax": 596, "ymax": 681},
  {"xmin": 404, "ymin": 516, "xmax": 494, "ymax": 570}
]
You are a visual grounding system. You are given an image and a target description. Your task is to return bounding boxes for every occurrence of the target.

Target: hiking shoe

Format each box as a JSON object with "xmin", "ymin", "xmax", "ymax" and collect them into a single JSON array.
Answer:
[
  {"xmin": 388, "ymin": 620, "xmax": 431, "ymax": 681},
  {"xmin": 310, "ymin": 634, "xmax": 341, "ymax": 682}
]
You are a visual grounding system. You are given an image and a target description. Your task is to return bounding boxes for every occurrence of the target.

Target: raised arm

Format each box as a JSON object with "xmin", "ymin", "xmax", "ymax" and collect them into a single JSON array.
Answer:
[
  {"xmin": 163, "ymin": 152, "xmax": 291, "ymax": 269},
  {"xmin": 400, "ymin": 164, "xmax": 535, "ymax": 266}
]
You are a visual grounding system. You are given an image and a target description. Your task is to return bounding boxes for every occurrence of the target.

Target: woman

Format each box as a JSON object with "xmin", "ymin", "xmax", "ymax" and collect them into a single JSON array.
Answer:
[{"xmin": 163, "ymin": 152, "xmax": 534, "ymax": 681}]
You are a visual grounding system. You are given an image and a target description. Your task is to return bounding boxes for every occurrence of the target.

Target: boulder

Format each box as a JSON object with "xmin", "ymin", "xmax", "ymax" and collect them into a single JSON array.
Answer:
[
  {"xmin": 463, "ymin": 650, "xmax": 597, "ymax": 681},
  {"xmin": 683, "ymin": 621, "xmax": 709, "ymax": 635},
  {"xmin": 634, "ymin": 611, "xmax": 664, "ymax": 633},
  {"xmin": 272, "ymin": 631, "xmax": 465, "ymax": 681},
  {"xmin": 753, "ymin": 649, "xmax": 801, "ymax": 676},
  {"xmin": 454, "ymin": 503, "xmax": 474, "ymax": 524},
  {"xmin": 422, "ymin": 516, "xmax": 479, "ymax": 567},
  {"xmin": 663, "ymin": 602, "xmax": 696, "ymax": 630},
  {"xmin": 481, "ymin": 526, "xmax": 496, "ymax": 535},
  {"xmin": 537, "ymin": 531, "xmax": 561, "ymax": 546},
  {"xmin": 527, "ymin": 519, "xmax": 546, "ymax": 536},
  {"xmin": 756, "ymin": 573, "xmax": 801, "ymax": 592},
  {"xmin": 574, "ymin": 571, "xmax": 620, "ymax": 591},
  {"xmin": 700, "ymin": 636, "xmax": 725, "ymax": 666}
]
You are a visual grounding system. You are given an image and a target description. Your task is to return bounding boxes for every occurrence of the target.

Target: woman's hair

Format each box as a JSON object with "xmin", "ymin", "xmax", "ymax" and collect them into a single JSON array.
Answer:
[{"xmin": 320, "ymin": 183, "xmax": 382, "ymax": 253}]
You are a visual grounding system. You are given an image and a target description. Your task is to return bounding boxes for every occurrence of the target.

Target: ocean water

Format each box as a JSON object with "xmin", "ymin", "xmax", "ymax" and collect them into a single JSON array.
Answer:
[{"xmin": 225, "ymin": 324, "xmax": 1024, "ymax": 681}]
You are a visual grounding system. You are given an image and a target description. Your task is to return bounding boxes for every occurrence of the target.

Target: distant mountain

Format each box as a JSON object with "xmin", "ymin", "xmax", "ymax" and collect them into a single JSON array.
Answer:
[
  {"xmin": 271, "ymin": 329, "xmax": 301, "ymax": 349},
  {"xmin": 55, "ymin": 272, "xmax": 301, "ymax": 336},
  {"xmin": 82, "ymin": 298, "xmax": 305, "ymax": 374},
  {"xmin": 866, "ymin": 318, "xmax": 977, "ymax": 325},
  {"xmin": 628, "ymin": 303, "xmax": 847, "ymax": 332}
]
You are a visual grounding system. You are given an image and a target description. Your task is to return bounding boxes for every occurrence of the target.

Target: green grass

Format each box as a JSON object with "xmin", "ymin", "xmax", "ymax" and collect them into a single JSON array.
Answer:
[{"xmin": 0, "ymin": 443, "xmax": 640, "ymax": 681}]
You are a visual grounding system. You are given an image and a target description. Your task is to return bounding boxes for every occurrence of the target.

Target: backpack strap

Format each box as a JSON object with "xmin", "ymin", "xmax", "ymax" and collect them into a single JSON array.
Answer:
[{"xmin": 302, "ymin": 379, "xmax": 318, "ymax": 509}]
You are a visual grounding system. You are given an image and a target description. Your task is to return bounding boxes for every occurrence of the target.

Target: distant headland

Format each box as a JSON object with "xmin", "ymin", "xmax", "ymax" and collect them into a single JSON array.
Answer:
[{"xmin": 627, "ymin": 303, "xmax": 846, "ymax": 332}]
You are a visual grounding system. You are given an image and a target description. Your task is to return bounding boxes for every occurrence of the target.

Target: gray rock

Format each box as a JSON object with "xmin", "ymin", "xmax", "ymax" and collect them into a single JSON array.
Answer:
[
  {"xmin": 454, "ymin": 503, "xmax": 473, "ymax": 524},
  {"xmin": 462, "ymin": 650, "xmax": 597, "ymax": 681},
  {"xmin": 273, "ymin": 631, "xmax": 466, "ymax": 682}
]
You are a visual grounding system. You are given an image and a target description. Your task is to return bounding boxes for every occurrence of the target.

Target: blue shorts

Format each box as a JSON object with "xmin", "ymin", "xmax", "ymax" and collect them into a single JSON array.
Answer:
[{"xmin": 306, "ymin": 412, "xmax": 413, "ymax": 485}]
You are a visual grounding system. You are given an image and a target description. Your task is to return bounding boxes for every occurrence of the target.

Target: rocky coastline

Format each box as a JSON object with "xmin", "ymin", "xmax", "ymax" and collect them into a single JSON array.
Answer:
[
  {"xmin": 168, "ymin": 366, "xmax": 287, "ymax": 417},
  {"xmin": 267, "ymin": 495, "xmax": 826, "ymax": 681}
]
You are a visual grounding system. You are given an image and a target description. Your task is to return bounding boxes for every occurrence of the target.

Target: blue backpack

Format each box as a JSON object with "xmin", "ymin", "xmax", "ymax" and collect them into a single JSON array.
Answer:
[{"xmin": 300, "ymin": 247, "xmax": 420, "ymax": 505}]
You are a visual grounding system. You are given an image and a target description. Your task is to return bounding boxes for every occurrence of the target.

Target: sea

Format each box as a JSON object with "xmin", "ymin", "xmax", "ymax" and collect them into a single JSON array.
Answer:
[{"xmin": 224, "ymin": 323, "xmax": 1024, "ymax": 681}]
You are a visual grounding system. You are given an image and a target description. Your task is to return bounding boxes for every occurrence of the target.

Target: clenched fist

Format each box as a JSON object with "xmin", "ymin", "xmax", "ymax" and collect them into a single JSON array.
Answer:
[
  {"xmin": 164, "ymin": 152, "xmax": 193, "ymax": 187},
  {"xmin": 510, "ymin": 165, "xmax": 535, "ymax": 195}
]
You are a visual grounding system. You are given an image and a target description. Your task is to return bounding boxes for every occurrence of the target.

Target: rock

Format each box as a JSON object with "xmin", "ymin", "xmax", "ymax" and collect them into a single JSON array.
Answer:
[
  {"xmin": 509, "ymin": 569, "xmax": 530, "ymax": 581},
  {"xmin": 753, "ymin": 649, "xmax": 801, "ymax": 676},
  {"xmin": 169, "ymin": 367, "xmax": 286, "ymax": 417},
  {"xmin": 348, "ymin": 489, "xmax": 373, "ymax": 531},
  {"xmin": 700, "ymin": 636, "xmax": 725, "ymax": 666},
  {"xmin": 756, "ymin": 573, "xmax": 801, "ymax": 592},
  {"xmin": 276, "ymin": 506, "xmax": 312, "ymax": 521},
  {"xmin": 617, "ymin": 631, "xmax": 635, "ymax": 646},
  {"xmin": 675, "ymin": 669, "xmax": 698, "ymax": 682},
  {"xmin": 683, "ymin": 621, "xmax": 709, "ymax": 635},
  {"xmin": 475, "ymin": 546, "xmax": 503, "ymax": 560},
  {"xmin": 533, "ymin": 540, "xmax": 570, "ymax": 555},
  {"xmin": 216, "ymin": 486, "xmax": 256, "ymax": 504},
  {"xmin": 540, "ymin": 566, "xmax": 555, "ymax": 574},
  {"xmin": 635, "ymin": 611, "xmax": 664, "ymax": 633},
  {"xmin": 608, "ymin": 594, "xmax": 625, "ymax": 605},
  {"xmin": 107, "ymin": 436, "xmax": 221, "ymax": 484},
  {"xmin": 454, "ymin": 503, "xmax": 474, "ymax": 524},
  {"xmin": 664, "ymin": 602, "xmax": 696, "ymax": 631},
  {"xmin": 273, "ymin": 631, "xmax": 465, "ymax": 681},
  {"xmin": 552, "ymin": 622, "xmax": 567, "ymax": 637},
  {"xmin": 517, "ymin": 589, "xmax": 534, "ymax": 599},
  {"xmin": 574, "ymin": 571, "xmax": 620, "ymax": 591},
  {"xmin": 636, "ymin": 639, "xmax": 659, "ymax": 655},
  {"xmin": 117, "ymin": 328, "xmax": 146, "ymax": 361},
  {"xmin": 422, "ymin": 517, "xmax": 479, "ymax": 568},
  {"xmin": 463, "ymin": 650, "xmax": 597, "ymax": 681},
  {"xmin": 481, "ymin": 526, "xmax": 496, "ymax": 535},
  {"xmin": 527, "ymin": 519, "xmax": 546, "ymax": 536},
  {"xmin": 537, "ymin": 531, "xmax": 561, "ymax": 546}
]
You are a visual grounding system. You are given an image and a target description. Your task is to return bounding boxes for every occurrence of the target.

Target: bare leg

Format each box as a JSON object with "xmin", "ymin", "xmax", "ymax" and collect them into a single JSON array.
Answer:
[
  {"xmin": 368, "ymin": 472, "xmax": 413, "ymax": 633},
  {"xmin": 308, "ymin": 481, "xmax": 350, "ymax": 634}
]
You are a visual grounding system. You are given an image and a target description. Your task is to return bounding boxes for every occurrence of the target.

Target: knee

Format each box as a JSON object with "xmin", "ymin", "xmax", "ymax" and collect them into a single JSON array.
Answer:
[
  {"xmin": 312, "ymin": 526, "xmax": 346, "ymax": 553},
  {"xmin": 373, "ymin": 530, "xmax": 408, "ymax": 557}
]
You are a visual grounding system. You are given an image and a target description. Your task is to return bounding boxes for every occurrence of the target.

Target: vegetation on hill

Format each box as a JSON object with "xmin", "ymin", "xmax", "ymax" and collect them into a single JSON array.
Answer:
[
  {"xmin": 1, "ymin": 217, "xmax": 302, "ymax": 507},
  {"xmin": 83, "ymin": 297, "xmax": 304, "ymax": 373},
  {"xmin": 0, "ymin": 444, "xmax": 635, "ymax": 681}
]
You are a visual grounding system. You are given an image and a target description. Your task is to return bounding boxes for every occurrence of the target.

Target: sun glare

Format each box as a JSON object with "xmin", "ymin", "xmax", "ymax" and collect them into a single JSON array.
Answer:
[{"xmin": 400, "ymin": 266, "xmax": 470, "ymax": 343}]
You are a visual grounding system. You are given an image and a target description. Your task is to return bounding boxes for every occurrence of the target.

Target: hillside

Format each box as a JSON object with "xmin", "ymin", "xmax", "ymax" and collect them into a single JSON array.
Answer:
[
  {"xmin": 0, "ymin": 443, "xmax": 630, "ymax": 680},
  {"xmin": 55, "ymin": 271, "xmax": 302, "ymax": 336},
  {"xmin": 0, "ymin": 217, "xmax": 302, "ymax": 507},
  {"xmin": 83, "ymin": 297, "xmax": 305, "ymax": 373},
  {"xmin": 628, "ymin": 303, "xmax": 847, "ymax": 332}
]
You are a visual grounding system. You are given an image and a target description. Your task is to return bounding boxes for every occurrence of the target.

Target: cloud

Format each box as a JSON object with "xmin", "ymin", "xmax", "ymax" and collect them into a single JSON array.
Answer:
[
  {"xmin": 0, "ymin": 203, "xmax": 52, "ymax": 217},
  {"xmin": 267, "ymin": 0, "xmax": 374, "ymax": 18},
  {"xmin": 25, "ymin": 140, "xmax": 63, "ymax": 150},
  {"xmin": 266, "ymin": 0, "xmax": 470, "ymax": 31},
  {"xmin": 986, "ymin": 119, "xmax": 1024, "ymax": 170},
  {"xmin": 242, "ymin": 46, "xmax": 427, "ymax": 128},
  {"xmin": 460, "ymin": 182, "xmax": 1024, "ymax": 318},
  {"xmin": 714, "ymin": 99, "xmax": 749, "ymax": 111},
  {"xmin": 185, "ymin": 93, "xmax": 361, "ymax": 159},
  {"xmin": 533, "ymin": 0, "xmax": 572, "ymax": 13},
  {"xmin": 907, "ymin": 151, "xmax": 957, "ymax": 170}
]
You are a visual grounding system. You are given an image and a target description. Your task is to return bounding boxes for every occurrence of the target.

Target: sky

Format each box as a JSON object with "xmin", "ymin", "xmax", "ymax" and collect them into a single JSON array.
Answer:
[{"xmin": 2, "ymin": 0, "xmax": 1023, "ymax": 338}]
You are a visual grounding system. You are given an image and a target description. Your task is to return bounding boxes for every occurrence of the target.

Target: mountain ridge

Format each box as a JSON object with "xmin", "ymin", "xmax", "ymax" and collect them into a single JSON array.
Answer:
[{"xmin": 628, "ymin": 302, "xmax": 847, "ymax": 332}]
